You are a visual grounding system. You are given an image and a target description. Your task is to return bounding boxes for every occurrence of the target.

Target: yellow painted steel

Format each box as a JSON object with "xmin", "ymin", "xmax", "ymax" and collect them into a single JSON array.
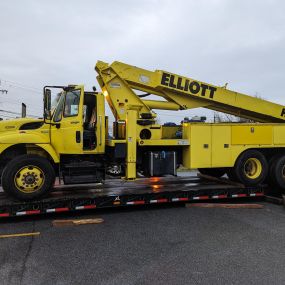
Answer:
[
  {"xmin": 142, "ymin": 100, "xmax": 180, "ymax": 110},
  {"xmin": 138, "ymin": 139, "xmax": 189, "ymax": 146},
  {"xmin": 125, "ymin": 110, "xmax": 137, "ymax": 179},
  {"xmin": 211, "ymin": 126, "xmax": 231, "ymax": 167},
  {"xmin": 181, "ymin": 123, "xmax": 285, "ymax": 169},
  {"xmin": 96, "ymin": 61, "xmax": 285, "ymax": 123},
  {"xmin": 50, "ymin": 85, "xmax": 84, "ymax": 154},
  {"xmin": 232, "ymin": 125, "xmax": 272, "ymax": 145},
  {"xmin": 189, "ymin": 125, "xmax": 212, "ymax": 168},
  {"xmin": 95, "ymin": 62, "xmax": 152, "ymax": 121}
]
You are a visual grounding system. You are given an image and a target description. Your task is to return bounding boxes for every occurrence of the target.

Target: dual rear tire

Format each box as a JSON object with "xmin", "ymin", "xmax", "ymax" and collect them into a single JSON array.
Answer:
[
  {"xmin": 229, "ymin": 150, "xmax": 268, "ymax": 186},
  {"xmin": 269, "ymin": 155, "xmax": 285, "ymax": 189},
  {"xmin": 226, "ymin": 149, "xmax": 285, "ymax": 191},
  {"xmin": 199, "ymin": 150, "xmax": 269, "ymax": 186}
]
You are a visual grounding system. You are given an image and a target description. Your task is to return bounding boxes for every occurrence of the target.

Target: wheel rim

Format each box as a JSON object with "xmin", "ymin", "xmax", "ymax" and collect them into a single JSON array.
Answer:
[
  {"xmin": 14, "ymin": 165, "xmax": 45, "ymax": 193},
  {"xmin": 244, "ymin": 158, "xmax": 262, "ymax": 179}
]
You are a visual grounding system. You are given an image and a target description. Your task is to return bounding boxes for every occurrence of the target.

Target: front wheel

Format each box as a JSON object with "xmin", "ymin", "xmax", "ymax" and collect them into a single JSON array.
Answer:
[{"xmin": 2, "ymin": 155, "xmax": 55, "ymax": 201}]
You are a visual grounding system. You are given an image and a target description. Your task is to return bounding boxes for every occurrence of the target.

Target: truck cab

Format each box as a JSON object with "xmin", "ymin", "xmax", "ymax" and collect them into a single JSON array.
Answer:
[{"xmin": 45, "ymin": 85, "xmax": 105, "ymax": 155}]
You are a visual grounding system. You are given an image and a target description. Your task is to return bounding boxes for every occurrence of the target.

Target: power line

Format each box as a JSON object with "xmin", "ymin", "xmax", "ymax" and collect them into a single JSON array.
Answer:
[
  {"xmin": 0, "ymin": 78, "xmax": 41, "ymax": 94},
  {"xmin": 0, "ymin": 78, "xmax": 41, "ymax": 92},
  {"xmin": 0, "ymin": 110, "xmax": 39, "ymax": 118}
]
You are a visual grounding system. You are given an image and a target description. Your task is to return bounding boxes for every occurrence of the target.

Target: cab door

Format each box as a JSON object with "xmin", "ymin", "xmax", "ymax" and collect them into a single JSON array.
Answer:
[{"xmin": 50, "ymin": 86, "xmax": 84, "ymax": 154}]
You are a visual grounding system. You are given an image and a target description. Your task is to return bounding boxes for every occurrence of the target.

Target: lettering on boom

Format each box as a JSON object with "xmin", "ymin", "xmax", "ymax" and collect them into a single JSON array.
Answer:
[
  {"xmin": 281, "ymin": 108, "xmax": 285, "ymax": 117},
  {"xmin": 161, "ymin": 72, "xmax": 217, "ymax": 99}
]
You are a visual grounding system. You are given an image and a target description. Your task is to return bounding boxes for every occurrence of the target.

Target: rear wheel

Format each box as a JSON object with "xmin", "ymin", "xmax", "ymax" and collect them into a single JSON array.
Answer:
[
  {"xmin": 198, "ymin": 168, "xmax": 226, "ymax": 178},
  {"xmin": 269, "ymin": 155, "xmax": 285, "ymax": 190},
  {"xmin": 233, "ymin": 150, "xmax": 268, "ymax": 186},
  {"xmin": 2, "ymin": 155, "xmax": 55, "ymax": 201}
]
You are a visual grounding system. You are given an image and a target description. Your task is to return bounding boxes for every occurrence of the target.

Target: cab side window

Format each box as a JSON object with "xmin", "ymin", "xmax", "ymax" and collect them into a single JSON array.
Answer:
[
  {"xmin": 64, "ymin": 90, "xmax": 80, "ymax": 117},
  {"xmin": 53, "ymin": 95, "xmax": 65, "ymax": 122}
]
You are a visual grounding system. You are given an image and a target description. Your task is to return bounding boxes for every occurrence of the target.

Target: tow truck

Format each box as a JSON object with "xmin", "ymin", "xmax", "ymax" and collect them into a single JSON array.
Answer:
[{"xmin": 0, "ymin": 60, "xmax": 284, "ymax": 218}]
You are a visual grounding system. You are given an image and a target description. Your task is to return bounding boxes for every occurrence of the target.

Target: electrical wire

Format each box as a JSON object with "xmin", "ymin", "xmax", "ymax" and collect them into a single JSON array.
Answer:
[{"xmin": 0, "ymin": 78, "xmax": 41, "ymax": 93}]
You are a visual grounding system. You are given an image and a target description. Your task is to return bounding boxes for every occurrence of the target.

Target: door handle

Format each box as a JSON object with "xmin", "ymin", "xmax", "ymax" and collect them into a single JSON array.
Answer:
[{"xmin": 76, "ymin": 131, "xmax": 81, "ymax": 143}]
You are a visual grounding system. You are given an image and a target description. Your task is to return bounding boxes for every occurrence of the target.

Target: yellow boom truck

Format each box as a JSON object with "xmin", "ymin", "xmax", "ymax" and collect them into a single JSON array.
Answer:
[{"xmin": 1, "ymin": 60, "xmax": 285, "ymax": 201}]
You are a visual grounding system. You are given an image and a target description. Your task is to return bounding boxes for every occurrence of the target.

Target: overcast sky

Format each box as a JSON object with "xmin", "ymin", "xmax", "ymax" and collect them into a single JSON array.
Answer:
[{"xmin": 0, "ymin": 0, "xmax": 285, "ymax": 122}]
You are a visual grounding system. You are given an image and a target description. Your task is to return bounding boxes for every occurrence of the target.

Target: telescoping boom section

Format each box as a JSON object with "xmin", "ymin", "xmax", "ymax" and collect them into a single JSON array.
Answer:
[{"xmin": 96, "ymin": 61, "xmax": 285, "ymax": 123}]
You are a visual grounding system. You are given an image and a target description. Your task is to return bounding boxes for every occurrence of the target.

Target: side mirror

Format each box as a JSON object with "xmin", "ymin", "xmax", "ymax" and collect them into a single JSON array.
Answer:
[{"xmin": 44, "ymin": 88, "xmax": 51, "ymax": 119}]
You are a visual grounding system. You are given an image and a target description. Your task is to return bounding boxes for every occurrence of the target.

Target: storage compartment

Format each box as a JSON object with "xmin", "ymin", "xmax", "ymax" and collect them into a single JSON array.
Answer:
[{"xmin": 144, "ymin": 151, "xmax": 177, "ymax": 176}]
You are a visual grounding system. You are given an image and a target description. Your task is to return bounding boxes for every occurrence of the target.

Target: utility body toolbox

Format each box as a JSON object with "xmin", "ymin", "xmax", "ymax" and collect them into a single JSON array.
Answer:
[{"xmin": 144, "ymin": 151, "xmax": 177, "ymax": 176}]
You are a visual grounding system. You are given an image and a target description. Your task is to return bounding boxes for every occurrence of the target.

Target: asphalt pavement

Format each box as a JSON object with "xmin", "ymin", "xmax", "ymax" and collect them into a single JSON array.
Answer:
[{"xmin": 1, "ymin": 202, "xmax": 285, "ymax": 285}]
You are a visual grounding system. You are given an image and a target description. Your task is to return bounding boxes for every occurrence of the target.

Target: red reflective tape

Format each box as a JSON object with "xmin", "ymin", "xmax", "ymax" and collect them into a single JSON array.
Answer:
[
  {"xmin": 157, "ymin": 198, "xmax": 168, "ymax": 203},
  {"xmin": 84, "ymin": 205, "xmax": 96, "ymax": 209},
  {"xmin": 255, "ymin": 193, "xmax": 264, "ymax": 196},
  {"xmin": 179, "ymin": 198, "xmax": 189, "ymax": 201},
  {"xmin": 26, "ymin": 210, "xmax": 41, "ymax": 215},
  {"xmin": 55, "ymin": 207, "xmax": 69, "ymax": 212},
  {"xmin": 237, "ymin": 194, "xmax": 247, "ymax": 197},
  {"xmin": 0, "ymin": 213, "xmax": 9, "ymax": 217},
  {"xmin": 133, "ymin": 201, "xmax": 145, "ymax": 205},
  {"xmin": 198, "ymin": 196, "xmax": 209, "ymax": 200},
  {"xmin": 212, "ymin": 194, "xmax": 227, "ymax": 199}
]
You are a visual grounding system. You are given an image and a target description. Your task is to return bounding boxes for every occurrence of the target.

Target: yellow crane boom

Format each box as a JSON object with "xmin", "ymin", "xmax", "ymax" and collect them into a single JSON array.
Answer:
[{"xmin": 96, "ymin": 61, "xmax": 285, "ymax": 123}]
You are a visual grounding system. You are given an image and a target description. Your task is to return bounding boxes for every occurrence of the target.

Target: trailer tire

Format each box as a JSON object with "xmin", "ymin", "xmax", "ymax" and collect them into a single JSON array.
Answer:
[
  {"xmin": 234, "ymin": 150, "xmax": 268, "ymax": 186},
  {"xmin": 269, "ymin": 155, "xmax": 285, "ymax": 190},
  {"xmin": 198, "ymin": 168, "xmax": 226, "ymax": 178},
  {"xmin": 1, "ymin": 154, "xmax": 55, "ymax": 201}
]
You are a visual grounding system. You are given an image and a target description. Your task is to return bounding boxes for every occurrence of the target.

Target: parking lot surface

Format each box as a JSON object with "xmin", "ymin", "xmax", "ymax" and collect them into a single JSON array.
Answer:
[{"xmin": 1, "ymin": 202, "xmax": 285, "ymax": 285}]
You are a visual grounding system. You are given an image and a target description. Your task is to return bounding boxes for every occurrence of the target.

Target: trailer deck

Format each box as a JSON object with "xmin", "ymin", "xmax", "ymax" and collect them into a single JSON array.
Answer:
[{"xmin": 0, "ymin": 175, "xmax": 264, "ymax": 218}]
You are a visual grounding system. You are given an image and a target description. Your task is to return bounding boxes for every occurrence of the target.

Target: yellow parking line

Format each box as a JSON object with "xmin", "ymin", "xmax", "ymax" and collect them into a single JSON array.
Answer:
[{"xmin": 0, "ymin": 232, "xmax": 40, "ymax": 239}]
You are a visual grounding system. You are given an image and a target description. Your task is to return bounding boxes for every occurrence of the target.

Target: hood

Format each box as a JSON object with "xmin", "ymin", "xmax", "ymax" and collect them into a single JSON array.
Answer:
[{"xmin": 0, "ymin": 117, "xmax": 44, "ymax": 133}]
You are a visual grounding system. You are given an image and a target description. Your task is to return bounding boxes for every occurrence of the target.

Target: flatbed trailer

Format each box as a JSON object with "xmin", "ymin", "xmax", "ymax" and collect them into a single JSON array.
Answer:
[{"xmin": 0, "ymin": 176, "xmax": 264, "ymax": 219}]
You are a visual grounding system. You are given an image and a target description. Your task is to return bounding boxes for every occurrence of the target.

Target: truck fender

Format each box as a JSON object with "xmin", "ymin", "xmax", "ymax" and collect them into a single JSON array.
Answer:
[{"xmin": 35, "ymin": 144, "xmax": 60, "ymax": 163}]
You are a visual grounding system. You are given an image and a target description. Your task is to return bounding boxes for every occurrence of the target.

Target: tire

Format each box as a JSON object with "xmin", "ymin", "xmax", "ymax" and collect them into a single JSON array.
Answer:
[
  {"xmin": 233, "ymin": 150, "xmax": 268, "ymax": 186},
  {"xmin": 198, "ymin": 168, "xmax": 226, "ymax": 178},
  {"xmin": 269, "ymin": 155, "xmax": 285, "ymax": 190},
  {"xmin": 263, "ymin": 153, "xmax": 281, "ymax": 185},
  {"xmin": 1, "ymin": 154, "xmax": 55, "ymax": 201}
]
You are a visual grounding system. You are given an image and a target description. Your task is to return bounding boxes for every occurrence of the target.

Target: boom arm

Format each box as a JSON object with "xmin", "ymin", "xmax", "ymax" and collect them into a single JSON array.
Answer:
[{"xmin": 96, "ymin": 61, "xmax": 285, "ymax": 123}]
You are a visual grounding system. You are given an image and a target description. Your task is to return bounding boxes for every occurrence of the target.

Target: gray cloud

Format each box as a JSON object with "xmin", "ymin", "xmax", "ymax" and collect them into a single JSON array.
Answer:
[{"xmin": 0, "ymin": 0, "xmax": 284, "ymax": 121}]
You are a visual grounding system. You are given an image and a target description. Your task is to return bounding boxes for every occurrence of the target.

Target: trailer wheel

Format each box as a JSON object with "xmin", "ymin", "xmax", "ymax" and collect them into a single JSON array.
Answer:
[
  {"xmin": 234, "ymin": 150, "xmax": 268, "ymax": 186},
  {"xmin": 1, "ymin": 155, "xmax": 55, "ymax": 201},
  {"xmin": 269, "ymin": 155, "xmax": 285, "ymax": 190},
  {"xmin": 198, "ymin": 168, "xmax": 226, "ymax": 178}
]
